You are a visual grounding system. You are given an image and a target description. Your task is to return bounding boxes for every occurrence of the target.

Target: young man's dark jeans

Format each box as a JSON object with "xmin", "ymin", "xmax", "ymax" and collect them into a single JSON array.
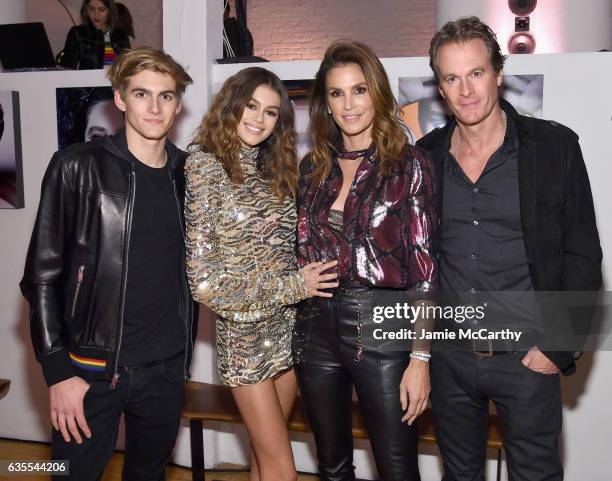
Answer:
[
  {"xmin": 51, "ymin": 353, "xmax": 186, "ymax": 481},
  {"xmin": 430, "ymin": 349, "xmax": 563, "ymax": 481}
]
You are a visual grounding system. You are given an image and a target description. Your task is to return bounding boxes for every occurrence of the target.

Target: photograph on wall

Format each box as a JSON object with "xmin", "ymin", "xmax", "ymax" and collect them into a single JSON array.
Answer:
[
  {"xmin": 56, "ymin": 87, "xmax": 124, "ymax": 150},
  {"xmin": 283, "ymin": 79, "xmax": 314, "ymax": 160},
  {"xmin": 398, "ymin": 74, "xmax": 544, "ymax": 140},
  {"xmin": 0, "ymin": 91, "xmax": 24, "ymax": 209}
]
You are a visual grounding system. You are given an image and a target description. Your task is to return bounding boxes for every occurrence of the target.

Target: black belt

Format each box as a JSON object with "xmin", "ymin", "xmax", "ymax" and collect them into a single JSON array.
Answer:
[{"xmin": 472, "ymin": 339, "xmax": 519, "ymax": 357}]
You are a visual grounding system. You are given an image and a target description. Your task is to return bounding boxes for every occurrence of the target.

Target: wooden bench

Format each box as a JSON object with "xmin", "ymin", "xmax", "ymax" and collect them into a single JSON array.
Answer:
[{"xmin": 182, "ymin": 381, "xmax": 504, "ymax": 481}]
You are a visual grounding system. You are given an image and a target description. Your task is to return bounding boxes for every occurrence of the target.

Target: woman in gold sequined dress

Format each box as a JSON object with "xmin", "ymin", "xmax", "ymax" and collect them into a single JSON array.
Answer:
[{"xmin": 185, "ymin": 67, "xmax": 337, "ymax": 481}]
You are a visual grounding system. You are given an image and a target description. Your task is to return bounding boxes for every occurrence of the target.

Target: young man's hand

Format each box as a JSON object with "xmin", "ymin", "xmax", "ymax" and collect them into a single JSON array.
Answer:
[{"xmin": 49, "ymin": 376, "xmax": 92, "ymax": 443}]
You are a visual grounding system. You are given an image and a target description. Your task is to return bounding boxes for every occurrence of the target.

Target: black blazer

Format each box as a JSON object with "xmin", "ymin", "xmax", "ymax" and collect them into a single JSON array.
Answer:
[
  {"xmin": 417, "ymin": 98, "xmax": 602, "ymax": 374},
  {"xmin": 58, "ymin": 24, "xmax": 130, "ymax": 70}
]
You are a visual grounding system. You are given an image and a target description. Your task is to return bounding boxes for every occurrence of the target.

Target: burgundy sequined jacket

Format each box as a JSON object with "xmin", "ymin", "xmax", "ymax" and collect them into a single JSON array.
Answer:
[{"xmin": 297, "ymin": 143, "xmax": 438, "ymax": 297}]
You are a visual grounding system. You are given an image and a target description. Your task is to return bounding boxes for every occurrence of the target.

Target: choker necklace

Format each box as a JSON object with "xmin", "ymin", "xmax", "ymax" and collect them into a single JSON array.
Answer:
[{"xmin": 337, "ymin": 147, "xmax": 369, "ymax": 160}]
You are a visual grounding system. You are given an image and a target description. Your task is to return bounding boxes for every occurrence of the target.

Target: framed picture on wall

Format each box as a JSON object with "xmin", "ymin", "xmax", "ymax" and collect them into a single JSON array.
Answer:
[
  {"xmin": 398, "ymin": 74, "xmax": 544, "ymax": 140},
  {"xmin": 0, "ymin": 91, "xmax": 24, "ymax": 209},
  {"xmin": 56, "ymin": 87, "xmax": 124, "ymax": 150},
  {"xmin": 283, "ymin": 79, "xmax": 314, "ymax": 161}
]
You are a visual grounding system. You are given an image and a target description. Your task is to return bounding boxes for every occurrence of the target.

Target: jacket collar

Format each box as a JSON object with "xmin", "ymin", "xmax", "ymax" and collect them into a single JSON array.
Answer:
[
  {"xmin": 419, "ymin": 97, "xmax": 538, "ymax": 264},
  {"xmin": 422, "ymin": 98, "xmax": 535, "ymax": 176},
  {"xmin": 98, "ymin": 128, "xmax": 185, "ymax": 171}
]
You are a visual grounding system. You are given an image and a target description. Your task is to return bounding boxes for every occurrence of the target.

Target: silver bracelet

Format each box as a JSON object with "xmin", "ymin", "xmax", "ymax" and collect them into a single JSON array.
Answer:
[{"xmin": 410, "ymin": 352, "xmax": 431, "ymax": 363}]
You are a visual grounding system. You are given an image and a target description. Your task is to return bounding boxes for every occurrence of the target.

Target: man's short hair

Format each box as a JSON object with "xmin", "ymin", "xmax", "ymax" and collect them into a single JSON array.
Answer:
[
  {"xmin": 106, "ymin": 47, "xmax": 193, "ymax": 98},
  {"xmin": 429, "ymin": 16, "xmax": 507, "ymax": 82}
]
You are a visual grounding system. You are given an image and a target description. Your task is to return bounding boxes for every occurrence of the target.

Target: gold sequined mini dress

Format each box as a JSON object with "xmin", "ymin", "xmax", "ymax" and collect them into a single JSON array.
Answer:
[{"xmin": 184, "ymin": 148, "xmax": 308, "ymax": 387}]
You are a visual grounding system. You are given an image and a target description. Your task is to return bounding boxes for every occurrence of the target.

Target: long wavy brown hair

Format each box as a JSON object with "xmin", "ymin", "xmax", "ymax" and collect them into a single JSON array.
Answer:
[
  {"xmin": 308, "ymin": 41, "xmax": 406, "ymax": 184},
  {"xmin": 190, "ymin": 67, "xmax": 298, "ymax": 200}
]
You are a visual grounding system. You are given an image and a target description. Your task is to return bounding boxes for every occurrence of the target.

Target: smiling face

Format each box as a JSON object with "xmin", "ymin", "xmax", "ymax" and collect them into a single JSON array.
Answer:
[
  {"xmin": 236, "ymin": 84, "xmax": 281, "ymax": 148},
  {"xmin": 114, "ymin": 69, "xmax": 182, "ymax": 142},
  {"xmin": 436, "ymin": 38, "xmax": 503, "ymax": 128},
  {"xmin": 326, "ymin": 63, "xmax": 375, "ymax": 150},
  {"xmin": 87, "ymin": 0, "xmax": 111, "ymax": 31}
]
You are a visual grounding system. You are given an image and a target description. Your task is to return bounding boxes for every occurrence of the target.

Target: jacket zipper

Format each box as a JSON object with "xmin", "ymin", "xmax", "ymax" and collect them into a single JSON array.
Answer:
[
  {"xmin": 110, "ymin": 169, "xmax": 135, "ymax": 389},
  {"xmin": 70, "ymin": 265, "xmax": 86, "ymax": 318},
  {"xmin": 171, "ymin": 176, "xmax": 192, "ymax": 379}
]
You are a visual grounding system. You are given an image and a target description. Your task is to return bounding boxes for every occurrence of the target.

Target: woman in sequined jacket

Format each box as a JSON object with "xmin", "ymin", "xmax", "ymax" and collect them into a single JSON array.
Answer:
[
  {"xmin": 184, "ymin": 67, "xmax": 337, "ymax": 481},
  {"xmin": 294, "ymin": 41, "xmax": 438, "ymax": 480}
]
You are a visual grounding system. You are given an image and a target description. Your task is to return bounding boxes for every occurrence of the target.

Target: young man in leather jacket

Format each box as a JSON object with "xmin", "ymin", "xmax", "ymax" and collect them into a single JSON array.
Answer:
[{"xmin": 21, "ymin": 47, "xmax": 196, "ymax": 480}]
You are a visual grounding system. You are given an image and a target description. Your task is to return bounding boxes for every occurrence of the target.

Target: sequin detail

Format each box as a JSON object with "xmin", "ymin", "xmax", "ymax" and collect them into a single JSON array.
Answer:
[
  {"xmin": 328, "ymin": 209, "xmax": 344, "ymax": 231},
  {"xmin": 185, "ymin": 149, "xmax": 308, "ymax": 386},
  {"xmin": 297, "ymin": 144, "xmax": 438, "ymax": 296}
]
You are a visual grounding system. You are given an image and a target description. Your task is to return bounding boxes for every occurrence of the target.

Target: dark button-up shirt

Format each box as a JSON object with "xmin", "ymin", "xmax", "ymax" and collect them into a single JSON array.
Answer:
[
  {"xmin": 417, "ymin": 98, "xmax": 602, "ymax": 372},
  {"xmin": 297, "ymin": 144, "xmax": 438, "ymax": 296},
  {"xmin": 441, "ymin": 114, "xmax": 541, "ymax": 334}
]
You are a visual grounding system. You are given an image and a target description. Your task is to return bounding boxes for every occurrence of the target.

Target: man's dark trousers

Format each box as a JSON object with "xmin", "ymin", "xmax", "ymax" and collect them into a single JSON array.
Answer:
[
  {"xmin": 430, "ymin": 349, "xmax": 562, "ymax": 481},
  {"xmin": 51, "ymin": 354, "xmax": 185, "ymax": 481}
]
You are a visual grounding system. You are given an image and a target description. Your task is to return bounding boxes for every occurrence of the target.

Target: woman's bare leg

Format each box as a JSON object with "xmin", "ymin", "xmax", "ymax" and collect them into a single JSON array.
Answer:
[
  {"xmin": 274, "ymin": 368, "xmax": 299, "ymax": 418},
  {"xmin": 248, "ymin": 369, "xmax": 298, "ymax": 481},
  {"xmin": 249, "ymin": 369, "xmax": 297, "ymax": 481},
  {"xmin": 248, "ymin": 448, "xmax": 260, "ymax": 481},
  {"xmin": 232, "ymin": 373, "xmax": 297, "ymax": 481}
]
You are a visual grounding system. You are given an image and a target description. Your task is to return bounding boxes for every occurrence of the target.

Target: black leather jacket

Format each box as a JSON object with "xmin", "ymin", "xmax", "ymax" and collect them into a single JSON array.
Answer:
[
  {"xmin": 58, "ymin": 24, "xmax": 130, "ymax": 70},
  {"xmin": 20, "ymin": 132, "xmax": 197, "ymax": 387},
  {"xmin": 417, "ymin": 99, "xmax": 602, "ymax": 374}
]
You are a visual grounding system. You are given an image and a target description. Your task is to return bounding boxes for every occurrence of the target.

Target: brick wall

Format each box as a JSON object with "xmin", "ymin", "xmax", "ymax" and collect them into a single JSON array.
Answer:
[{"xmin": 229, "ymin": 0, "xmax": 436, "ymax": 60}]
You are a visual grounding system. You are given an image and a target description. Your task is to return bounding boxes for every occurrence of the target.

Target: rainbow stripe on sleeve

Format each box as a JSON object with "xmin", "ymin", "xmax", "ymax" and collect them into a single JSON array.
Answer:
[{"xmin": 69, "ymin": 352, "xmax": 107, "ymax": 372}]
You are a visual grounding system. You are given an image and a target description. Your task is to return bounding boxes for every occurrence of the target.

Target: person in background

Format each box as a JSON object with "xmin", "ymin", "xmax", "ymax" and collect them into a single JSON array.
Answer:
[
  {"xmin": 58, "ymin": 0, "xmax": 130, "ymax": 70},
  {"xmin": 295, "ymin": 41, "xmax": 438, "ymax": 481},
  {"xmin": 185, "ymin": 67, "xmax": 337, "ymax": 481}
]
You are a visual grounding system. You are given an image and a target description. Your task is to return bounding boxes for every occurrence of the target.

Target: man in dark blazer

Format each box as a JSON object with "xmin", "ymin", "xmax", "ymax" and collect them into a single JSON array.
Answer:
[{"xmin": 416, "ymin": 16, "xmax": 602, "ymax": 481}]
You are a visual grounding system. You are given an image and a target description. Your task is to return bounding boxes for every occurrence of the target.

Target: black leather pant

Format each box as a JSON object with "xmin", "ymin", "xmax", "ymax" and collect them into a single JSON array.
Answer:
[{"xmin": 294, "ymin": 288, "xmax": 420, "ymax": 481}]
